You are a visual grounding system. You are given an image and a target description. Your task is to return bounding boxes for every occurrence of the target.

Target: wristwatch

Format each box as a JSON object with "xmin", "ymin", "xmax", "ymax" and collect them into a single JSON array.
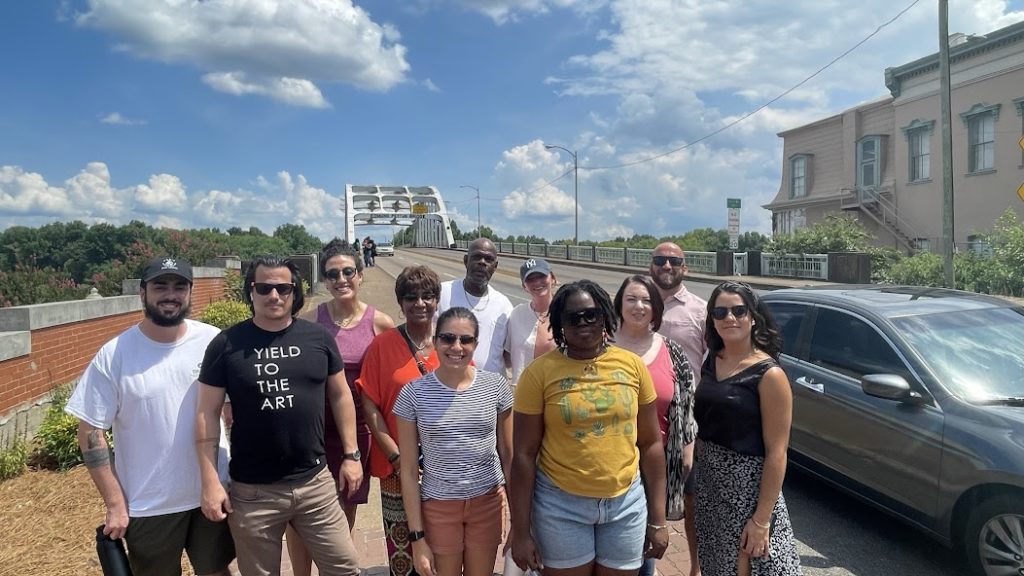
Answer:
[
  {"xmin": 343, "ymin": 450, "xmax": 361, "ymax": 461},
  {"xmin": 408, "ymin": 530, "xmax": 426, "ymax": 542}
]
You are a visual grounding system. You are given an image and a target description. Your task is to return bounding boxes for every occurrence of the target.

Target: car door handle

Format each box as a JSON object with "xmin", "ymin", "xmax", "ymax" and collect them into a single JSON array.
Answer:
[{"xmin": 795, "ymin": 376, "xmax": 825, "ymax": 393}]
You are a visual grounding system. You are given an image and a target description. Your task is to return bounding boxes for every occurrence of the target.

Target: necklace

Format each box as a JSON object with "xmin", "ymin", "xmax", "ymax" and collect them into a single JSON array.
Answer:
[
  {"xmin": 464, "ymin": 284, "xmax": 490, "ymax": 312},
  {"xmin": 530, "ymin": 301, "xmax": 550, "ymax": 321},
  {"xmin": 563, "ymin": 343, "xmax": 606, "ymax": 377},
  {"xmin": 331, "ymin": 301, "xmax": 362, "ymax": 328}
]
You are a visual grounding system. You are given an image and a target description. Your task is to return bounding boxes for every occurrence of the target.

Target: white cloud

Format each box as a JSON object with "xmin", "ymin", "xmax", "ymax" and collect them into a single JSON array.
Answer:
[
  {"xmin": 439, "ymin": 0, "xmax": 598, "ymax": 24},
  {"xmin": 134, "ymin": 174, "xmax": 187, "ymax": 212},
  {"xmin": 100, "ymin": 112, "xmax": 146, "ymax": 125},
  {"xmin": 0, "ymin": 166, "xmax": 71, "ymax": 214},
  {"xmin": 75, "ymin": 0, "xmax": 411, "ymax": 106},
  {"xmin": 202, "ymin": 72, "xmax": 329, "ymax": 108},
  {"xmin": 422, "ymin": 78, "xmax": 441, "ymax": 92}
]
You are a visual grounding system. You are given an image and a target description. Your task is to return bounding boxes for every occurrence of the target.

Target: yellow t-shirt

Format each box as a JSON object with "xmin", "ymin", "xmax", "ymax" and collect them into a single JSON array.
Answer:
[{"xmin": 514, "ymin": 345, "xmax": 657, "ymax": 498}]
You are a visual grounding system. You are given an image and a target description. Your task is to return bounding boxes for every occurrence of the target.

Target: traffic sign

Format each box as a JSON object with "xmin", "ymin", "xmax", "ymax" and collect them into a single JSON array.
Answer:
[
  {"xmin": 727, "ymin": 198, "xmax": 741, "ymax": 209},
  {"xmin": 412, "ymin": 203, "xmax": 429, "ymax": 215},
  {"xmin": 1019, "ymin": 134, "xmax": 1024, "ymax": 152},
  {"xmin": 1018, "ymin": 181, "xmax": 1024, "ymax": 203}
]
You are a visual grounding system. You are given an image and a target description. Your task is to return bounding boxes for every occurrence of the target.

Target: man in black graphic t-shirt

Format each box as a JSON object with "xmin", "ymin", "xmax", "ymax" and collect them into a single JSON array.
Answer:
[{"xmin": 195, "ymin": 256, "xmax": 363, "ymax": 576}]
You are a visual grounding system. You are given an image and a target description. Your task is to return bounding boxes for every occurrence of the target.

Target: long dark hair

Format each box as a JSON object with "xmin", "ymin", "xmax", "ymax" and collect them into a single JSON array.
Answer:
[
  {"xmin": 243, "ymin": 256, "xmax": 306, "ymax": 316},
  {"xmin": 704, "ymin": 281, "xmax": 782, "ymax": 359},
  {"xmin": 549, "ymin": 280, "xmax": 618, "ymax": 350},
  {"xmin": 613, "ymin": 275, "xmax": 665, "ymax": 332}
]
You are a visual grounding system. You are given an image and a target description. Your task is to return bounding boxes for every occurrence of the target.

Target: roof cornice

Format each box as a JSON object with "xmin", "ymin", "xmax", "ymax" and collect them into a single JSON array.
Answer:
[{"xmin": 884, "ymin": 20, "xmax": 1024, "ymax": 97}]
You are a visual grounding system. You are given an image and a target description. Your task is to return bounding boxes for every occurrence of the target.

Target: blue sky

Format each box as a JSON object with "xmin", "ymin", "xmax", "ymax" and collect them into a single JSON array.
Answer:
[{"xmin": 1, "ymin": 0, "xmax": 1023, "ymax": 243}]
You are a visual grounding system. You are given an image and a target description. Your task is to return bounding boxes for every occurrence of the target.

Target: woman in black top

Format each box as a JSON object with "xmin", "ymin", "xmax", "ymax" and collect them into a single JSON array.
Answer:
[{"xmin": 693, "ymin": 281, "xmax": 801, "ymax": 576}]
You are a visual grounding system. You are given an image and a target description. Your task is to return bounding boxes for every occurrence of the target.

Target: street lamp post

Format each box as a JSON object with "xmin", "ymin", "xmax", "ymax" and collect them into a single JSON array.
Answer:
[
  {"xmin": 459, "ymin": 184, "xmax": 481, "ymax": 235},
  {"xmin": 545, "ymin": 144, "xmax": 578, "ymax": 246}
]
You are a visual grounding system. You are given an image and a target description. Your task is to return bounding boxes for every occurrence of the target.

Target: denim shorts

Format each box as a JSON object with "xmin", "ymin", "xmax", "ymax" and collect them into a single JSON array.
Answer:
[{"xmin": 532, "ymin": 469, "xmax": 647, "ymax": 570}]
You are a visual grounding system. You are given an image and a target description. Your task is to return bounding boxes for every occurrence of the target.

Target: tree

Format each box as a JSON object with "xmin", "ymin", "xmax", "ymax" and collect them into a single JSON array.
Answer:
[{"xmin": 273, "ymin": 223, "xmax": 322, "ymax": 255}]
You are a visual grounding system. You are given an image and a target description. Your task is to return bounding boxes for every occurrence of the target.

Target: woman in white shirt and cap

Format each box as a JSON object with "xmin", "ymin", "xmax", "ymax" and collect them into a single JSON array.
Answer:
[{"xmin": 505, "ymin": 258, "xmax": 558, "ymax": 387}]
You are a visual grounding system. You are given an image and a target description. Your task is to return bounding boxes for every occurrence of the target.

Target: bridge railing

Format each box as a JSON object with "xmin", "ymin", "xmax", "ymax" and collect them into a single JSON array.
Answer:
[{"xmin": 451, "ymin": 240, "xmax": 838, "ymax": 282}]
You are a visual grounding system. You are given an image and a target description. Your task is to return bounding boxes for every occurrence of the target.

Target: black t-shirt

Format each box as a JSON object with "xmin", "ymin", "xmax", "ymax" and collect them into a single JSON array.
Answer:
[
  {"xmin": 695, "ymin": 357, "xmax": 778, "ymax": 457},
  {"xmin": 200, "ymin": 318, "xmax": 344, "ymax": 484}
]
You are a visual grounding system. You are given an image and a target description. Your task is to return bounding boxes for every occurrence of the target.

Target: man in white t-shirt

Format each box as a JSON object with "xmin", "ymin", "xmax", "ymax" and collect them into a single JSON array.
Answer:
[
  {"xmin": 66, "ymin": 257, "xmax": 233, "ymax": 576},
  {"xmin": 438, "ymin": 237, "xmax": 513, "ymax": 373}
]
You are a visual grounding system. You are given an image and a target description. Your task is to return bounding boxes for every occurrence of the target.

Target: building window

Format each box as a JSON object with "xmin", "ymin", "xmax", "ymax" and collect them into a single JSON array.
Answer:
[
  {"xmin": 790, "ymin": 155, "xmax": 809, "ymax": 198},
  {"xmin": 960, "ymin": 103, "xmax": 1001, "ymax": 173},
  {"xmin": 901, "ymin": 119, "xmax": 933, "ymax": 182},
  {"xmin": 775, "ymin": 208, "xmax": 806, "ymax": 235},
  {"xmin": 856, "ymin": 136, "xmax": 883, "ymax": 188},
  {"xmin": 912, "ymin": 238, "xmax": 931, "ymax": 252}
]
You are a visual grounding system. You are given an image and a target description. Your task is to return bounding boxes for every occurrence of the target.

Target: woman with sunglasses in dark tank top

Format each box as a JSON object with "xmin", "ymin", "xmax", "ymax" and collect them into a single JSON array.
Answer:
[
  {"xmin": 285, "ymin": 241, "xmax": 394, "ymax": 576},
  {"xmin": 694, "ymin": 281, "xmax": 802, "ymax": 576}
]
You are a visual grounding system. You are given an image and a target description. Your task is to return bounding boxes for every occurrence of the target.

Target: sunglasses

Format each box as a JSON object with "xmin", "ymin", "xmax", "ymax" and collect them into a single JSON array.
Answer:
[
  {"xmin": 436, "ymin": 333, "xmax": 477, "ymax": 346},
  {"xmin": 651, "ymin": 256, "xmax": 685, "ymax": 267},
  {"xmin": 564, "ymin": 308, "xmax": 604, "ymax": 327},
  {"xmin": 711, "ymin": 305, "xmax": 749, "ymax": 320},
  {"xmin": 252, "ymin": 282, "xmax": 295, "ymax": 296},
  {"xmin": 324, "ymin": 267, "xmax": 358, "ymax": 281},
  {"xmin": 401, "ymin": 292, "xmax": 437, "ymax": 303}
]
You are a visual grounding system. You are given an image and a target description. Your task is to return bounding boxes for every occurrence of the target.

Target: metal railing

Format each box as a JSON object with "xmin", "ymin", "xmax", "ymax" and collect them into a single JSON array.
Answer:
[
  {"xmin": 453, "ymin": 240, "xmax": 829, "ymax": 281},
  {"xmin": 761, "ymin": 253, "xmax": 828, "ymax": 280}
]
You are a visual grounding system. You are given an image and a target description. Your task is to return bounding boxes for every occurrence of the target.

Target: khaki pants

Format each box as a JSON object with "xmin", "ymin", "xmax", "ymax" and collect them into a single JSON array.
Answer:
[{"xmin": 228, "ymin": 467, "xmax": 359, "ymax": 576}]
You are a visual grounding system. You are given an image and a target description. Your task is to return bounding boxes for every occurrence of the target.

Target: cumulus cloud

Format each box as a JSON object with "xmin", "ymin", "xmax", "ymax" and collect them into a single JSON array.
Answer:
[
  {"xmin": 74, "ymin": 0, "xmax": 411, "ymax": 106},
  {"xmin": 100, "ymin": 112, "xmax": 146, "ymax": 125},
  {"xmin": 0, "ymin": 166, "xmax": 72, "ymax": 214},
  {"xmin": 134, "ymin": 174, "xmax": 187, "ymax": 212}
]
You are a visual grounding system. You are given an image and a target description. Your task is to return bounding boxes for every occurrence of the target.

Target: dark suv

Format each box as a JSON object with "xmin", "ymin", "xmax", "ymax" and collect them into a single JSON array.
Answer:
[{"xmin": 761, "ymin": 286, "xmax": 1024, "ymax": 576}]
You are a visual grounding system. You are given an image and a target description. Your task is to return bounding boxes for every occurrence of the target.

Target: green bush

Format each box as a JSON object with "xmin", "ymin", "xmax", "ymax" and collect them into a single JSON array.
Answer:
[
  {"xmin": 223, "ymin": 269, "xmax": 245, "ymax": 302},
  {"xmin": 34, "ymin": 385, "xmax": 84, "ymax": 470},
  {"xmin": 200, "ymin": 300, "xmax": 252, "ymax": 329},
  {"xmin": 0, "ymin": 439, "xmax": 28, "ymax": 481},
  {"xmin": 884, "ymin": 252, "xmax": 944, "ymax": 286}
]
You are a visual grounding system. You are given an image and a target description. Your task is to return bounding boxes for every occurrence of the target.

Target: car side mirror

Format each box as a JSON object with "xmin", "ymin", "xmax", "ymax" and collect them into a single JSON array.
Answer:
[{"xmin": 861, "ymin": 374, "xmax": 925, "ymax": 404}]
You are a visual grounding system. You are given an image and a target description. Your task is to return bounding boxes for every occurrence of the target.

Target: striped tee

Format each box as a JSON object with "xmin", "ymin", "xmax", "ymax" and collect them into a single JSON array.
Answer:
[{"xmin": 393, "ymin": 368, "xmax": 513, "ymax": 500}]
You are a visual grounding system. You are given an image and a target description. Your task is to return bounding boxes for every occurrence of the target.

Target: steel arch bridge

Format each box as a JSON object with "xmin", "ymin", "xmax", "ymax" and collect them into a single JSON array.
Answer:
[{"xmin": 343, "ymin": 185, "xmax": 456, "ymax": 248}]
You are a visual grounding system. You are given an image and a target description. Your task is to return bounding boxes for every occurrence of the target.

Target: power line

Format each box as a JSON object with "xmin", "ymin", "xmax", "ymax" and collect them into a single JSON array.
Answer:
[{"xmin": 582, "ymin": 0, "xmax": 923, "ymax": 171}]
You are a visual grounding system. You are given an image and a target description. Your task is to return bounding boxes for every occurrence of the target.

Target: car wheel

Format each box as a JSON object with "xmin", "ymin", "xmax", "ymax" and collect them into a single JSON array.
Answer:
[{"xmin": 964, "ymin": 494, "xmax": 1024, "ymax": 576}]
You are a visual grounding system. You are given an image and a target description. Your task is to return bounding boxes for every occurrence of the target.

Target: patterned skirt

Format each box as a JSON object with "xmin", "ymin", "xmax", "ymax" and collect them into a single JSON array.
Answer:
[
  {"xmin": 694, "ymin": 440, "xmax": 802, "ymax": 576},
  {"xmin": 380, "ymin": 473, "xmax": 419, "ymax": 576}
]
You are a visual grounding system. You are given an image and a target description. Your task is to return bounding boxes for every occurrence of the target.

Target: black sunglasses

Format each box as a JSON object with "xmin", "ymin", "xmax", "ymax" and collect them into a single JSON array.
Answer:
[
  {"xmin": 564, "ymin": 308, "xmax": 604, "ymax": 327},
  {"xmin": 252, "ymin": 282, "xmax": 295, "ymax": 296},
  {"xmin": 401, "ymin": 292, "xmax": 437, "ymax": 302},
  {"xmin": 436, "ymin": 333, "xmax": 477, "ymax": 345},
  {"xmin": 324, "ymin": 267, "xmax": 358, "ymax": 281},
  {"xmin": 711, "ymin": 305, "xmax": 749, "ymax": 320},
  {"xmin": 651, "ymin": 255, "xmax": 685, "ymax": 267}
]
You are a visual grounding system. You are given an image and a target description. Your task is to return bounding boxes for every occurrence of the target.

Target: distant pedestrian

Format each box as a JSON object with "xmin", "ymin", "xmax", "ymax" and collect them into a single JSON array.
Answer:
[
  {"xmin": 66, "ymin": 256, "xmax": 235, "ymax": 576},
  {"xmin": 694, "ymin": 281, "xmax": 801, "ymax": 576},
  {"xmin": 196, "ymin": 256, "xmax": 363, "ymax": 576},
  {"xmin": 358, "ymin": 265, "xmax": 443, "ymax": 576},
  {"xmin": 394, "ymin": 307, "xmax": 513, "ymax": 576}
]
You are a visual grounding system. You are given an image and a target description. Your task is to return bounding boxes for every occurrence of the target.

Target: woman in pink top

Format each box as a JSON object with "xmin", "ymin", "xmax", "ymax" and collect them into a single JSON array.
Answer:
[
  {"xmin": 613, "ymin": 274, "xmax": 697, "ymax": 576},
  {"xmin": 286, "ymin": 240, "xmax": 394, "ymax": 576}
]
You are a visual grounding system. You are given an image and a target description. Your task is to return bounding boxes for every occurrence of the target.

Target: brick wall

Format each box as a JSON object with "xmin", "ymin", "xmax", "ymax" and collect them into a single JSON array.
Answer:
[{"xmin": 0, "ymin": 274, "xmax": 226, "ymax": 421}]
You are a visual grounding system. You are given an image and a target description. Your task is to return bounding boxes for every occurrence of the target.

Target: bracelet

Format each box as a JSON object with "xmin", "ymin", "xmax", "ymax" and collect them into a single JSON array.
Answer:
[
  {"xmin": 751, "ymin": 517, "xmax": 771, "ymax": 529},
  {"xmin": 646, "ymin": 523, "xmax": 668, "ymax": 530},
  {"xmin": 388, "ymin": 452, "xmax": 401, "ymax": 464}
]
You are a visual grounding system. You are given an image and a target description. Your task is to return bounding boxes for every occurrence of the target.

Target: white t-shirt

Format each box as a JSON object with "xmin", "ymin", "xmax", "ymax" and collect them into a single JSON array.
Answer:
[
  {"xmin": 506, "ymin": 302, "xmax": 542, "ymax": 387},
  {"xmin": 392, "ymin": 369, "xmax": 513, "ymax": 500},
  {"xmin": 65, "ymin": 319, "xmax": 229, "ymax": 517},
  {"xmin": 439, "ymin": 280, "xmax": 513, "ymax": 373}
]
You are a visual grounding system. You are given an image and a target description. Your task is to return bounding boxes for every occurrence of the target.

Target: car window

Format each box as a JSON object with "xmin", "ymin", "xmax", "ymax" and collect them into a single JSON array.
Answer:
[
  {"xmin": 765, "ymin": 301, "xmax": 811, "ymax": 358},
  {"xmin": 808, "ymin": 308, "xmax": 912, "ymax": 381}
]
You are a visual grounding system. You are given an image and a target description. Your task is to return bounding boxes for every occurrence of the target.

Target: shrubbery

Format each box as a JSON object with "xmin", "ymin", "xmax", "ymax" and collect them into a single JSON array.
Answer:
[
  {"xmin": 33, "ymin": 385, "xmax": 85, "ymax": 470},
  {"xmin": 200, "ymin": 300, "xmax": 252, "ymax": 329},
  {"xmin": 0, "ymin": 439, "xmax": 27, "ymax": 481}
]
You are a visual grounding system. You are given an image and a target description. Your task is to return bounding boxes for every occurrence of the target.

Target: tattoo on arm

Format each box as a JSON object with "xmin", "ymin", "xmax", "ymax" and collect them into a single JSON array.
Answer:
[
  {"xmin": 82, "ymin": 447, "xmax": 111, "ymax": 469},
  {"xmin": 86, "ymin": 429, "xmax": 107, "ymax": 450}
]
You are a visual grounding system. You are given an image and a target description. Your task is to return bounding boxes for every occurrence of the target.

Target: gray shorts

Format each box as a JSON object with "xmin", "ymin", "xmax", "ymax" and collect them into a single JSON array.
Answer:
[{"xmin": 125, "ymin": 507, "xmax": 235, "ymax": 576}]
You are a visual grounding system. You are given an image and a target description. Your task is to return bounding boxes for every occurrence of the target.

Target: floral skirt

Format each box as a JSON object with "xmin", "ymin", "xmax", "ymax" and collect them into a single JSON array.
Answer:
[{"xmin": 380, "ymin": 473, "xmax": 419, "ymax": 576}]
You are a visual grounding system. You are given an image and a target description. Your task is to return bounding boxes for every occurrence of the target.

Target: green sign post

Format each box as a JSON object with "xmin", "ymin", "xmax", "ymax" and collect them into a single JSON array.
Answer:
[{"xmin": 727, "ymin": 198, "xmax": 741, "ymax": 209}]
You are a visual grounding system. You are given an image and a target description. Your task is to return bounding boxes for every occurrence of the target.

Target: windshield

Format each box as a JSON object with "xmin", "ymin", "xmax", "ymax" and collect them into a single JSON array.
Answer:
[{"xmin": 892, "ymin": 306, "xmax": 1024, "ymax": 402}]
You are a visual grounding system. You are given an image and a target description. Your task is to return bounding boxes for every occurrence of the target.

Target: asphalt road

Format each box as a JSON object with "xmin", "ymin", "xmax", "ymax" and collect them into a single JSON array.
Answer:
[{"xmin": 373, "ymin": 247, "xmax": 965, "ymax": 576}]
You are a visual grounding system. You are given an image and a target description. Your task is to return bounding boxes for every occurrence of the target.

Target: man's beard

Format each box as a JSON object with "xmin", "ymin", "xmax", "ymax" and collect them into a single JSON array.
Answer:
[
  {"xmin": 144, "ymin": 300, "xmax": 192, "ymax": 327},
  {"xmin": 651, "ymin": 272, "xmax": 682, "ymax": 292}
]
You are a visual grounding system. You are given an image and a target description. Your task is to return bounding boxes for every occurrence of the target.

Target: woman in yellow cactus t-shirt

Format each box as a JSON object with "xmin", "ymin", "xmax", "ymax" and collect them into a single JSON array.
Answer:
[{"xmin": 509, "ymin": 280, "xmax": 669, "ymax": 576}]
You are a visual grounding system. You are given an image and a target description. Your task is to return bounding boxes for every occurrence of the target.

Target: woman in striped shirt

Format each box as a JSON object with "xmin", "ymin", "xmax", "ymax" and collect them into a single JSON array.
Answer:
[{"xmin": 393, "ymin": 306, "xmax": 514, "ymax": 576}]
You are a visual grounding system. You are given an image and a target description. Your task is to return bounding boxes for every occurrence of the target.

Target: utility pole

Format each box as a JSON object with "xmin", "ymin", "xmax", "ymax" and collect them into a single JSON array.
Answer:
[
  {"xmin": 459, "ymin": 185, "xmax": 481, "ymax": 236},
  {"xmin": 939, "ymin": 0, "xmax": 955, "ymax": 287},
  {"xmin": 545, "ymin": 145, "xmax": 579, "ymax": 245}
]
